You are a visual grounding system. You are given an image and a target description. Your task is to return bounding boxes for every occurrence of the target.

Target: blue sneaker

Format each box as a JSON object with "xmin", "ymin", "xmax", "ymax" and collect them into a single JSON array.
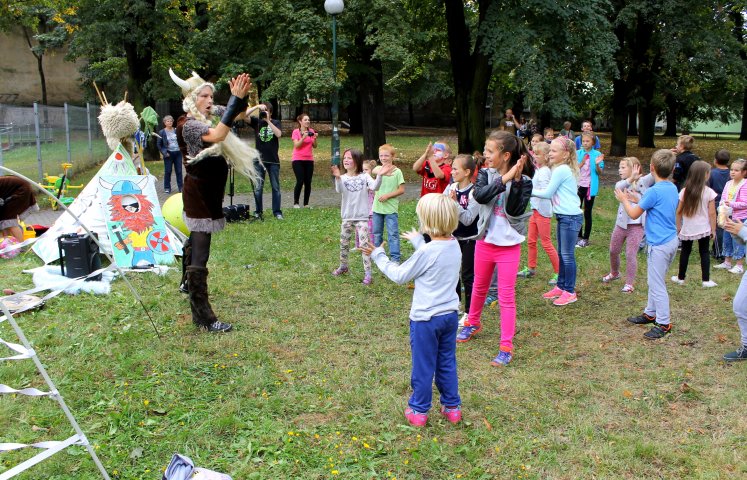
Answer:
[
  {"xmin": 483, "ymin": 294, "xmax": 497, "ymax": 308},
  {"xmin": 490, "ymin": 350, "xmax": 513, "ymax": 366},
  {"xmin": 456, "ymin": 325, "xmax": 482, "ymax": 343}
]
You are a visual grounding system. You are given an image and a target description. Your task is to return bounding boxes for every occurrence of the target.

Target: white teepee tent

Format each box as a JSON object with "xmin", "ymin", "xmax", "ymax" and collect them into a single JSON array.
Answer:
[{"xmin": 32, "ymin": 144, "xmax": 184, "ymax": 264}]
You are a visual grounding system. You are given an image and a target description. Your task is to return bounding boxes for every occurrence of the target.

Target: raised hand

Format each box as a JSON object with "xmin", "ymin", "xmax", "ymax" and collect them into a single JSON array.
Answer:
[
  {"xmin": 401, "ymin": 228, "xmax": 419, "ymax": 242},
  {"xmin": 424, "ymin": 142, "xmax": 433, "ymax": 158},
  {"xmin": 377, "ymin": 163, "xmax": 395, "ymax": 176},
  {"xmin": 331, "ymin": 165, "xmax": 341, "ymax": 177},
  {"xmin": 229, "ymin": 73, "xmax": 251, "ymax": 98},
  {"xmin": 630, "ymin": 163, "xmax": 642, "ymax": 181}
]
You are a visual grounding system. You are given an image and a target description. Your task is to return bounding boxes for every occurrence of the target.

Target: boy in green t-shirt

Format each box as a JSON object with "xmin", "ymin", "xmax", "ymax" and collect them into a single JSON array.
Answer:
[{"xmin": 372, "ymin": 144, "xmax": 406, "ymax": 263}]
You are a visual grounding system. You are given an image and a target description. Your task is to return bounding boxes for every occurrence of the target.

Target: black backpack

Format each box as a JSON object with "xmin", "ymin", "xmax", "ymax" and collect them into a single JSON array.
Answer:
[{"xmin": 222, "ymin": 204, "xmax": 251, "ymax": 222}]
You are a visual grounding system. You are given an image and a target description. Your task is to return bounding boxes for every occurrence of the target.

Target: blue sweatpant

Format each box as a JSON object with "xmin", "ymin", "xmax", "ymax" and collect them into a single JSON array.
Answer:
[{"xmin": 409, "ymin": 312, "xmax": 461, "ymax": 413}]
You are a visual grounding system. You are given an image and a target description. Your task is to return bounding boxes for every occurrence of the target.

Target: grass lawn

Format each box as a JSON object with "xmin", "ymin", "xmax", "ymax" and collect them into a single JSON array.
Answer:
[{"xmin": 1, "ymin": 133, "xmax": 746, "ymax": 479}]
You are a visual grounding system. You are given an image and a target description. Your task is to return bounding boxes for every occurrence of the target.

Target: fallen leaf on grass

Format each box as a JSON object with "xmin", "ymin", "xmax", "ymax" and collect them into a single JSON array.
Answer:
[
  {"xmin": 622, "ymin": 390, "xmax": 633, "ymax": 398},
  {"xmin": 482, "ymin": 418, "xmax": 492, "ymax": 431},
  {"xmin": 129, "ymin": 447, "xmax": 143, "ymax": 460},
  {"xmin": 31, "ymin": 425, "xmax": 49, "ymax": 432},
  {"xmin": 716, "ymin": 335, "xmax": 728, "ymax": 344},
  {"xmin": 679, "ymin": 383, "xmax": 692, "ymax": 393},
  {"xmin": 531, "ymin": 331, "xmax": 540, "ymax": 337}
]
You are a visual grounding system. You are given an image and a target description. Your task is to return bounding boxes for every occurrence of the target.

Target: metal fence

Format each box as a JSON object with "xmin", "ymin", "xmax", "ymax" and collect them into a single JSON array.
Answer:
[{"xmin": 0, "ymin": 103, "xmax": 110, "ymax": 182}]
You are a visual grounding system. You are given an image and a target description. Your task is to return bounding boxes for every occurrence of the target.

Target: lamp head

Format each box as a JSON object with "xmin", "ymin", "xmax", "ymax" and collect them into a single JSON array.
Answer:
[{"xmin": 324, "ymin": 0, "xmax": 344, "ymax": 15}]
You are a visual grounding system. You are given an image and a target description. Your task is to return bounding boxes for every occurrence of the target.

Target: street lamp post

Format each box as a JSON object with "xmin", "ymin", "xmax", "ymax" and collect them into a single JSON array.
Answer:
[{"xmin": 324, "ymin": 0, "xmax": 344, "ymax": 167}]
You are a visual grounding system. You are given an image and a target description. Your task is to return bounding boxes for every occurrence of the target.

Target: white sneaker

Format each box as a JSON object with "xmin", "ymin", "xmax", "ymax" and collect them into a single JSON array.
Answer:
[
  {"xmin": 714, "ymin": 262, "xmax": 732, "ymax": 269},
  {"xmin": 670, "ymin": 276, "xmax": 685, "ymax": 285},
  {"xmin": 728, "ymin": 264, "xmax": 744, "ymax": 274},
  {"xmin": 702, "ymin": 280, "xmax": 718, "ymax": 288},
  {"xmin": 293, "ymin": 204, "xmax": 301, "ymax": 209}
]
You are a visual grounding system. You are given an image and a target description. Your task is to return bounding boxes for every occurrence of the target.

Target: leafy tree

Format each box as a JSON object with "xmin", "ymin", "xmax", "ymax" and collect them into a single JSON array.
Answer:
[
  {"xmin": 608, "ymin": 0, "xmax": 746, "ymax": 154},
  {"xmin": 444, "ymin": 0, "xmax": 617, "ymax": 154},
  {"xmin": 0, "ymin": 1, "xmax": 75, "ymax": 105},
  {"xmin": 68, "ymin": 0, "xmax": 197, "ymax": 110}
]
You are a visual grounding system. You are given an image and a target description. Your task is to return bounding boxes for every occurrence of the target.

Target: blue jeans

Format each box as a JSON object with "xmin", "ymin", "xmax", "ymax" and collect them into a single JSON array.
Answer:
[
  {"xmin": 372, "ymin": 212, "xmax": 400, "ymax": 262},
  {"xmin": 723, "ymin": 218, "xmax": 746, "ymax": 260},
  {"xmin": 556, "ymin": 214, "xmax": 582, "ymax": 293},
  {"xmin": 253, "ymin": 161, "xmax": 282, "ymax": 216},
  {"xmin": 409, "ymin": 312, "xmax": 461, "ymax": 413},
  {"xmin": 163, "ymin": 150, "xmax": 183, "ymax": 192}
]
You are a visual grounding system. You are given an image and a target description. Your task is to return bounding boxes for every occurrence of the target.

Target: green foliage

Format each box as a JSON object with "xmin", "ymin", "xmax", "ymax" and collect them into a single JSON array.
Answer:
[
  {"xmin": 480, "ymin": 0, "xmax": 618, "ymax": 118},
  {"xmin": 68, "ymin": 0, "xmax": 199, "ymax": 105}
]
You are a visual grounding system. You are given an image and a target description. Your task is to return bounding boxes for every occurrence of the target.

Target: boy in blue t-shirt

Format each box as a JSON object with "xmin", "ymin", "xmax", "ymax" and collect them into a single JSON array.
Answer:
[{"xmin": 615, "ymin": 149, "xmax": 679, "ymax": 339}]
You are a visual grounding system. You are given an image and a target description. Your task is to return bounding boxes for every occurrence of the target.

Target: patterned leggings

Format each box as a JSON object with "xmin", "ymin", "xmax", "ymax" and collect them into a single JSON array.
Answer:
[
  {"xmin": 340, "ymin": 220, "xmax": 371, "ymax": 275},
  {"xmin": 609, "ymin": 224, "xmax": 645, "ymax": 285}
]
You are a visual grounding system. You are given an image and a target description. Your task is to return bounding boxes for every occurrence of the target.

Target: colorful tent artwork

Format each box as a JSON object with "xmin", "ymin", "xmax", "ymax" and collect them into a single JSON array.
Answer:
[
  {"xmin": 32, "ymin": 144, "xmax": 140, "ymax": 264},
  {"xmin": 98, "ymin": 175, "xmax": 175, "ymax": 268}
]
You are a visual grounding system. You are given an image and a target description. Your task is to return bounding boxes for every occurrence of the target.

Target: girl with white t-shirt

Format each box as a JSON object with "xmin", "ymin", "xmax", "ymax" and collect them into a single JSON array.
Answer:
[{"xmin": 672, "ymin": 161, "xmax": 718, "ymax": 287}]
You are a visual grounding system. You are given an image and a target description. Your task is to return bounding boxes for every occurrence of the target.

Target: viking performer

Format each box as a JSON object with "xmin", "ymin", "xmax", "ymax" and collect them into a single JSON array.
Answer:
[{"xmin": 169, "ymin": 69, "xmax": 261, "ymax": 333}]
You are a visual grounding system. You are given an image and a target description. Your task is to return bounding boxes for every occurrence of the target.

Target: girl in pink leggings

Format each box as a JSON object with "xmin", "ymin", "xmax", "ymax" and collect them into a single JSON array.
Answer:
[
  {"xmin": 456, "ymin": 130, "xmax": 533, "ymax": 367},
  {"xmin": 604, "ymin": 157, "xmax": 648, "ymax": 293}
]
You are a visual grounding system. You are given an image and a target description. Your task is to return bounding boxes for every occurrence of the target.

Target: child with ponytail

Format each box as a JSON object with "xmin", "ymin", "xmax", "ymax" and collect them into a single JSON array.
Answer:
[{"xmin": 456, "ymin": 130, "xmax": 534, "ymax": 367}]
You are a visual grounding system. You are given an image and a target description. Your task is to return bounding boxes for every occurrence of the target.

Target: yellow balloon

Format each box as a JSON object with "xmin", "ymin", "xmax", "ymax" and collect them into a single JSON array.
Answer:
[{"xmin": 162, "ymin": 193, "xmax": 189, "ymax": 235}]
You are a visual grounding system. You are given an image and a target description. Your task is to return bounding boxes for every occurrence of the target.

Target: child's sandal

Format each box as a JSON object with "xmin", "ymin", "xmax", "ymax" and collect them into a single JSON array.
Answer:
[{"xmin": 602, "ymin": 272, "xmax": 621, "ymax": 283}]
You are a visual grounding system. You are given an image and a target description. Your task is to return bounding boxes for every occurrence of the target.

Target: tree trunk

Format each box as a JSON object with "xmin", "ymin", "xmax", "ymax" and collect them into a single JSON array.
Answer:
[
  {"xmin": 123, "ymin": 40, "xmax": 153, "ymax": 112},
  {"xmin": 663, "ymin": 94, "xmax": 677, "ymax": 137},
  {"xmin": 610, "ymin": 14, "xmax": 629, "ymax": 157},
  {"xmin": 635, "ymin": 15, "xmax": 657, "ymax": 148},
  {"xmin": 408, "ymin": 99, "xmax": 414, "ymax": 126},
  {"xmin": 346, "ymin": 98, "xmax": 362, "ymax": 134},
  {"xmin": 741, "ymin": 86, "xmax": 747, "ymax": 141},
  {"xmin": 444, "ymin": 0, "xmax": 492, "ymax": 154},
  {"xmin": 358, "ymin": 59, "xmax": 386, "ymax": 159},
  {"xmin": 627, "ymin": 105, "xmax": 637, "ymax": 136},
  {"xmin": 638, "ymin": 105, "xmax": 657, "ymax": 148},
  {"xmin": 610, "ymin": 78, "xmax": 628, "ymax": 157},
  {"xmin": 22, "ymin": 27, "xmax": 47, "ymax": 105}
]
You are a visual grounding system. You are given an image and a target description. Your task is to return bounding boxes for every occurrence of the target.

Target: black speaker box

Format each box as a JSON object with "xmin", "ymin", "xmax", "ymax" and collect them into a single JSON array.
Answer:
[{"xmin": 58, "ymin": 233, "xmax": 102, "ymax": 281}]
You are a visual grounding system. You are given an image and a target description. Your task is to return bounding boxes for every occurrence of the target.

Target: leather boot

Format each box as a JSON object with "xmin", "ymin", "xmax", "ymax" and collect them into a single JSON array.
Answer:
[
  {"xmin": 186, "ymin": 266, "xmax": 232, "ymax": 332},
  {"xmin": 179, "ymin": 238, "xmax": 192, "ymax": 294}
]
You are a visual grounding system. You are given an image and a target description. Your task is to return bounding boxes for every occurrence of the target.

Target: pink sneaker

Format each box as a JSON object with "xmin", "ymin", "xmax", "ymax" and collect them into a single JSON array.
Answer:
[
  {"xmin": 404, "ymin": 407, "xmax": 428, "ymax": 427},
  {"xmin": 542, "ymin": 286, "xmax": 563, "ymax": 299},
  {"xmin": 440, "ymin": 405, "xmax": 462, "ymax": 424},
  {"xmin": 553, "ymin": 291, "xmax": 577, "ymax": 306},
  {"xmin": 332, "ymin": 266, "xmax": 349, "ymax": 276},
  {"xmin": 362, "ymin": 275, "xmax": 372, "ymax": 285}
]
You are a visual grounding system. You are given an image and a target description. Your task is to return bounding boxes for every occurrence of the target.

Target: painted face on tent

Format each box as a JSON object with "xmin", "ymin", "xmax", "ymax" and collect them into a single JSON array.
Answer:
[{"xmin": 109, "ymin": 193, "xmax": 155, "ymax": 234}]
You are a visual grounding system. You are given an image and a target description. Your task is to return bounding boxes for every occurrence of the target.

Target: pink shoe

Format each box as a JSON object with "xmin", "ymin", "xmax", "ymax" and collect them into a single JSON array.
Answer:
[
  {"xmin": 362, "ymin": 275, "xmax": 372, "ymax": 285},
  {"xmin": 542, "ymin": 286, "xmax": 563, "ymax": 299},
  {"xmin": 553, "ymin": 291, "xmax": 577, "ymax": 306},
  {"xmin": 440, "ymin": 406, "xmax": 462, "ymax": 424},
  {"xmin": 332, "ymin": 266, "xmax": 349, "ymax": 276},
  {"xmin": 404, "ymin": 407, "xmax": 428, "ymax": 427}
]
